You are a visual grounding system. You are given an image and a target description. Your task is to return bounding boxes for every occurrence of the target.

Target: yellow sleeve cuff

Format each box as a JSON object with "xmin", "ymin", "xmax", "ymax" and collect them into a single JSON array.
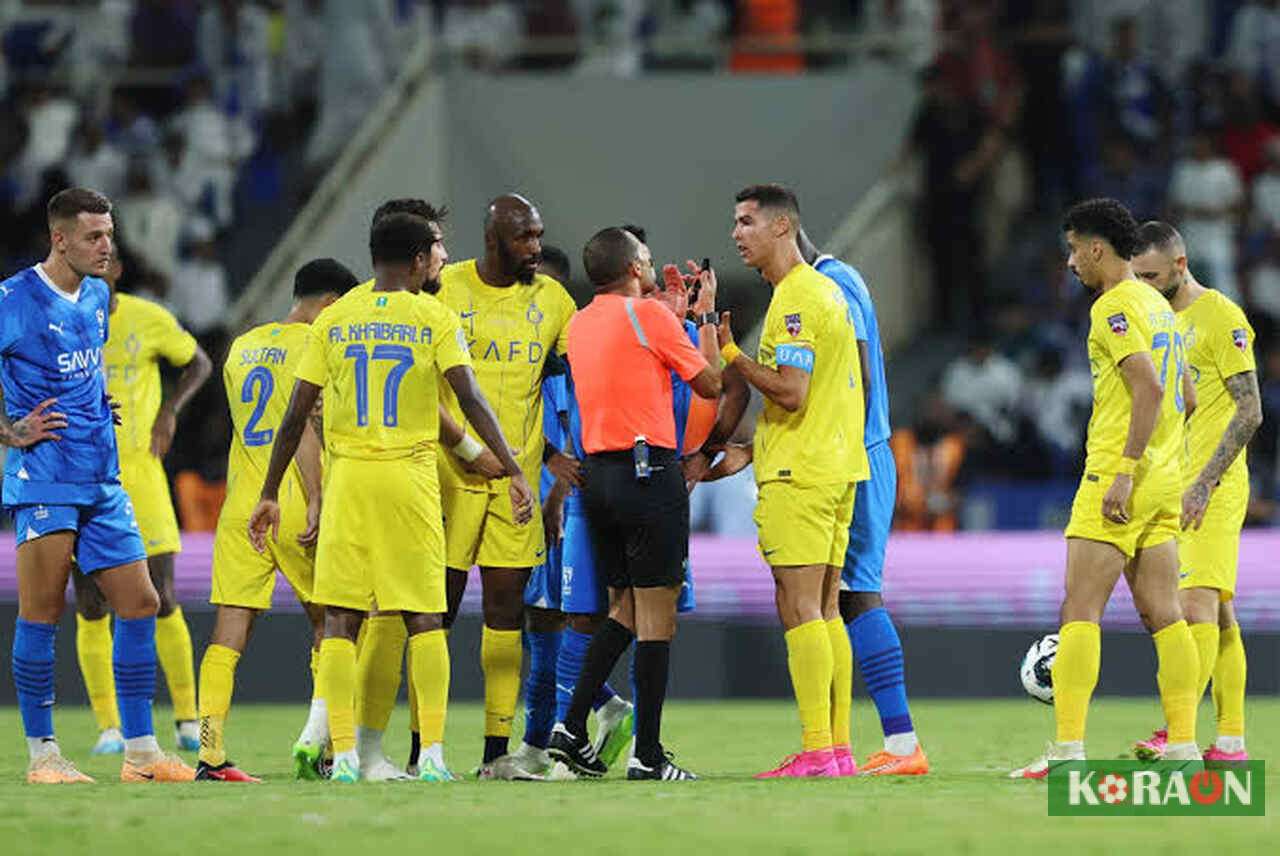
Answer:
[
  {"xmin": 1116, "ymin": 456, "xmax": 1139, "ymax": 476},
  {"xmin": 721, "ymin": 342, "xmax": 742, "ymax": 365}
]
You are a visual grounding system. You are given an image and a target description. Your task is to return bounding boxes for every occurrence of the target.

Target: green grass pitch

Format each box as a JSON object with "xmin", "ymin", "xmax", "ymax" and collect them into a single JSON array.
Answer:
[{"xmin": 0, "ymin": 699, "xmax": 1275, "ymax": 854}]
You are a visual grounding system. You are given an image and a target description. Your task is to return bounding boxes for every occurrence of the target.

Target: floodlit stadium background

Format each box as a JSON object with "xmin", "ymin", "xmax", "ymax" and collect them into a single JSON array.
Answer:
[{"xmin": 1, "ymin": 0, "xmax": 1278, "ymax": 702}]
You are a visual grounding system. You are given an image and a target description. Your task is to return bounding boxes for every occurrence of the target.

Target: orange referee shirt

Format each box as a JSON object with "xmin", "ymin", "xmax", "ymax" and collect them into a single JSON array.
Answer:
[{"xmin": 568, "ymin": 293, "xmax": 709, "ymax": 453}]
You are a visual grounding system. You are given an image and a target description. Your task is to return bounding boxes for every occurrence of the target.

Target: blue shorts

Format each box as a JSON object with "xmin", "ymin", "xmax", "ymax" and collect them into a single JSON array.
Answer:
[
  {"xmin": 524, "ymin": 538, "xmax": 563, "ymax": 611},
  {"xmin": 11, "ymin": 484, "xmax": 148, "ymax": 573},
  {"xmin": 841, "ymin": 441, "xmax": 896, "ymax": 593}
]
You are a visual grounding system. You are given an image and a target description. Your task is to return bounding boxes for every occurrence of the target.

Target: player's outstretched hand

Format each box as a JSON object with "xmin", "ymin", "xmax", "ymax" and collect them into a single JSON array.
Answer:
[
  {"xmin": 465, "ymin": 448, "xmax": 506, "ymax": 479},
  {"xmin": 660, "ymin": 264, "xmax": 690, "ymax": 319},
  {"xmin": 107, "ymin": 395, "xmax": 122, "ymax": 426},
  {"xmin": 7, "ymin": 398, "xmax": 67, "ymax": 446},
  {"xmin": 546, "ymin": 450, "xmax": 583, "ymax": 488},
  {"xmin": 509, "ymin": 473, "xmax": 535, "ymax": 525},
  {"xmin": 681, "ymin": 449, "xmax": 713, "ymax": 491},
  {"xmin": 150, "ymin": 405, "xmax": 177, "ymax": 458},
  {"xmin": 1101, "ymin": 473, "xmax": 1132, "ymax": 525},
  {"xmin": 1180, "ymin": 480, "xmax": 1211, "ymax": 531},
  {"xmin": 298, "ymin": 497, "xmax": 322, "ymax": 547},
  {"xmin": 248, "ymin": 499, "xmax": 281, "ymax": 552},
  {"xmin": 689, "ymin": 260, "xmax": 717, "ymax": 316},
  {"xmin": 704, "ymin": 444, "xmax": 753, "ymax": 482}
]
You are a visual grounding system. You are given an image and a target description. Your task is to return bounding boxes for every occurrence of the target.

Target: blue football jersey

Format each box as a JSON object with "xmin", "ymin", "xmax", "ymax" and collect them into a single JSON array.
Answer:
[
  {"xmin": 1, "ymin": 266, "xmax": 120, "ymax": 505},
  {"xmin": 815, "ymin": 255, "xmax": 890, "ymax": 448},
  {"xmin": 539, "ymin": 372, "xmax": 569, "ymax": 503},
  {"xmin": 670, "ymin": 320, "xmax": 699, "ymax": 456}
]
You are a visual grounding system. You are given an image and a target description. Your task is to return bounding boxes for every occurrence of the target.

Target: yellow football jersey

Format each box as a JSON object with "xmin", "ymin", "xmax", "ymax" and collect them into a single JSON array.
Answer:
[
  {"xmin": 295, "ymin": 287, "xmax": 471, "ymax": 460},
  {"xmin": 222, "ymin": 322, "xmax": 311, "ymax": 518},
  {"xmin": 104, "ymin": 293, "xmax": 198, "ymax": 456},
  {"xmin": 435, "ymin": 260, "xmax": 576, "ymax": 489},
  {"xmin": 1084, "ymin": 279, "xmax": 1184, "ymax": 477},
  {"xmin": 754, "ymin": 263, "xmax": 869, "ymax": 486},
  {"xmin": 1178, "ymin": 290, "xmax": 1256, "ymax": 492}
]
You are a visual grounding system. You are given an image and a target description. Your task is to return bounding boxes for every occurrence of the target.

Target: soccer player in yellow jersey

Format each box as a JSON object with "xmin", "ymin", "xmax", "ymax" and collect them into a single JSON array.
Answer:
[
  {"xmin": 1011, "ymin": 199, "xmax": 1203, "ymax": 778},
  {"xmin": 1130, "ymin": 222, "xmax": 1262, "ymax": 763},
  {"xmin": 719, "ymin": 184, "xmax": 869, "ymax": 778},
  {"xmin": 433, "ymin": 194, "xmax": 577, "ymax": 777},
  {"xmin": 72, "ymin": 249, "xmax": 212, "ymax": 755},
  {"xmin": 249, "ymin": 211, "xmax": 533, "ymax": 784},
  {"xmin": 193, "ymin": 258, "xmax": 358, "ymax": 782}
]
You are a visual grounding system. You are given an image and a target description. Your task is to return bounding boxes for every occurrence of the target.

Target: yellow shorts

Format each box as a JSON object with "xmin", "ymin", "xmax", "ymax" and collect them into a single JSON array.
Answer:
[
  {"xmin": 314, "ymin": 456, "xmax": 446, "ymax": 614},
  {"xmin": 443, "ymin": 483, "xmax": 544, "ymax": 570},
  {"xmin": 1178, "ymin": 486, "xmax": 1247, "ymax": 601},
  {"xmin": 1064, "ymin": 469, "xmax": 1179, "ymax": 558},
  {"xmin": 754, "ymin": 480, "xmax": 857, "ymax": 567},
  {"xmin": 119, "ymin": 453, "xmax": 181, "ymax": 556},
  {"xmin": 211, "ymin": 478, "xmax": 314, "ymax": 610}
]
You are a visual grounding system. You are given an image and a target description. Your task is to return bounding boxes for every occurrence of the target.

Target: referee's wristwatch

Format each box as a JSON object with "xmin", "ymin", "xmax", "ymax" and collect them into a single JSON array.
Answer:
[{"xmin": 695, "ymin": 312, "xmax": 718, "ymax": 328}]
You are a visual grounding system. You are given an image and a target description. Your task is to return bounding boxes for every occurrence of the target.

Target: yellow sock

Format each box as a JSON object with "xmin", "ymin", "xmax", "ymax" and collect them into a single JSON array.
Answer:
[
  {"xmin": 197, "ymin": 644, "xmax": 240, "ymax": 767},
  {"xmin": 1052, "ymin": 621, "xmax": 1100, "ymax": 744},
  {"xmin": 1154, "ymin": 619, "xmax": 1199, "ymax": 745},
  {"xmin": 826, "ymin": 618, "xmax": 852, "ymax": 747},
  {"xmin": 355, "ymin": 615, "xmax": 405, "ymax": 731},
  {"xmin": 156, "ymin": 606, "xmax": 197, "ymax": 721},
  {"xmin": 1190, "ymin": 622, "xmax": 1220, "ymax": 700},
  {"xmin": 784, "ymin": 619, "xmax": 834, "ymax": 752},
  {"xmin": 481, "ymin": 627, "xmax": 522, "ymax": 737},
  {"xmin": 1213, "ymin": 623, "xmax": 1247, "ymax": 737},
  {"xmin": 76, "ymin": 613, "xmax": 119, "ymax": 731},
  {"xmin": 319, "ymin": 637, "xmax": 358, "ymax": 755},
  {"xmin": 409, "ymin": 630, "xmax": 450, "ymax": 745}
]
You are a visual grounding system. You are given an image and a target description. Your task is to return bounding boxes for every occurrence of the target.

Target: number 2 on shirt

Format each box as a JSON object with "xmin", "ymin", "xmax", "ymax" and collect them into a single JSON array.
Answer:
[
  {"xmin": 344, "ymin": 343, "xmax": 414, "ymax": 427},
  {"xmin": 241, "ymin": 366, "xmax": 275, "ymax": 447},
  {"xmin": 1151, "ymin": 331, "xmax": 1186, "ymax": 412}
]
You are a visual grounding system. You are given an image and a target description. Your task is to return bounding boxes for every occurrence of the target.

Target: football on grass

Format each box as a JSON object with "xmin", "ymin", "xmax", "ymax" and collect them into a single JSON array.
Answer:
[{"xmin": 1020, "ymin": 633, "xmax": 1058, "ymax": 704}]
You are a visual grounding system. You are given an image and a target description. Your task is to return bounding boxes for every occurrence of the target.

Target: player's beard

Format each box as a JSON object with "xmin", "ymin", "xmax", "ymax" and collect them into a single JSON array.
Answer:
[
  {"xmin": 1160, "ymin": 270, "xmax": 1184, "ymax": 302},
  {"xmin": 423, "ymin": 275, "xmax": 441, "ymax": 295},
  {"xmin": 499, "ymin": 240, "xmax": 538, "ymax": 284}
]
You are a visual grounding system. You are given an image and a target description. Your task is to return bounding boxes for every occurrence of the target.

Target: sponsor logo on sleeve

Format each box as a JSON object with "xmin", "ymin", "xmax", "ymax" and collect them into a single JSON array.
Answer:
[
  {"xmin": 1232, "ymin": 328, "xmax": 1249, "ymax": 352},
  {"xmin": 785, "ymin": 313, "xmax": 802, "ymax": 336},
  {"xmin": 1107, "ymin": 313, "xmax": 1129, "ymax": 336}
]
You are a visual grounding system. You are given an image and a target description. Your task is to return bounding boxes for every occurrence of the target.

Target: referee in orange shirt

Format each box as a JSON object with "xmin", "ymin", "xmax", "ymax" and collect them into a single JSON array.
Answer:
[{"xmin": 547, "ymin": 227, "xmax": 723, "ymax": 781}]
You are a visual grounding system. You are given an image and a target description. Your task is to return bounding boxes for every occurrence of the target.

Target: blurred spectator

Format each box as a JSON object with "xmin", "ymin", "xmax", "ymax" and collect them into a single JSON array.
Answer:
[
  {"xmin": 1220, "ymin": 72, "xmax": 1280, "ymax": 183},
  {"xmin": 170, "ymin": 218, "xmax": 230, "ymax": 335},
  {"xmin": 169, "ymin": 75, "xmax": 256, "ymax": 228},
  {"xmin": 117, "ymin": 158, "xmax": 183, "ymax": 279},
  {"xmin": 891, "ymin": 391, "xmax": 966, "ymax": 532},
  {"xmin": 150, "ymin": 128, "xmax": 205, "ymax": 214},
  {"xmin": 129, "ymin": 0, "xmax": 199, "ymax": 116},
  {"xmin": 1084, "ymin": 132, "xmax": 1166, "ymax": 219},
  {"xmin": 1247, "ymin": 138, "xmax": 1280, "ymax": 322},
  {"xmin": 572, "ymin": 0, "xmax": 648, "ymax": 76},
  {"xmin": 105, "ymin": 87, "xmax": 162, "ymax": 157},
  {"xmin": 197, "ymin": 0, "xmax": 273, "ymax": 119},
  {"xmin": 1005, "ymin": 0, "xmax": 1073, "ymax": 211},
  {"xmin": 65, "ymin": 118, "xmax": 128, "ymax": 200},
  {"xmin": 1100, "ymin": 14, "xmax": 1170, "ymax": 149},
  {"xmin": 1021, "ymin": 347, "xmax": 1092, "ymax": 475},
  {"xmin": 1142, "ymin": 0, "xmax": 1210, "ymax": 89},
  {"xmin": 519, "ymin": 0, "xmax": 580, "ymax": 70},
  {"xmin": 442, "ymin": 0, "xmax": 522, "ymax": 71},
  {"xmin": 10, "ymin": 82, "xmax": 78, "ymax": 208},
  {"xmin": 729, "ymin": 0, "xmax": 803, "ymax": 74},
  {"xmin": 940, "ymin": 333, "xmax": 1023, "ymax": 449},
  {"xmin": 862, "ymin": 0, "xmax": 937, "ymax": 72},
  {"xmin": 1247, "ymin": 344, "xmax": 1280, "ymax": 523},
  {"xmin": 283, "ymin": 0, "xmax": 324, "ymax": 110},
  {"xmin": 1225, "ymin": 0, "xmax": 1280, "ymax": 116},
  {"xmin": 1169, "ymin": 129, "xmax": 1246, "ymax": 300}
]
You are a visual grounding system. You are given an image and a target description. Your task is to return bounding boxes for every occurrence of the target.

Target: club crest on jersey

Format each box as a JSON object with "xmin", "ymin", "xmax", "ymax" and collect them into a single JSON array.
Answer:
[
  {"xmin": 526, "ymin": 303, "xmax": 544, "ymax": 326},
  {"xmin": 96, "ymin": 309, "xmax": 105, "ymax": 336},
  {"xmin": 1107, "ymin": 313, "xmax": 1129, "ymax": 336},
  {"xmin": 785, "ymin": 313, "xmax": 802, "ymax": 336},
  {"xmin": 1232, "ymin": 328, "xmax": 1249, "ymax": 352}
]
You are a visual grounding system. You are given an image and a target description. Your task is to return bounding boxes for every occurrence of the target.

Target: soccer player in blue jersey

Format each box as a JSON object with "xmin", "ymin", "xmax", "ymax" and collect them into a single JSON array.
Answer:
[
  {"xmin": 798, "ymin": 230, "xmax": 927, "ymax": 775},
  {"xmin": 2, "ymin": 188, "xmax": 194, "ymax": 783}
]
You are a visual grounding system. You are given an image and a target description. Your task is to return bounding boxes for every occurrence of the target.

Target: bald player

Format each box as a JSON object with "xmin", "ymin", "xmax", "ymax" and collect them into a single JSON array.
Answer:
[{"xmin": 436, "ymin": 194, "xmax": 578, "ymax": 778}]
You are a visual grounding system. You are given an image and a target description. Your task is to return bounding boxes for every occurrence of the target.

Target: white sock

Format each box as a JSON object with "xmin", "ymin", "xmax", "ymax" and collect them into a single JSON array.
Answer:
[
  {"xmin": 356, "ymin": 726, "xmax": 385, "ymax": 763},
  {"xmin": 299, "ymin": 697, "xmax": 328, "ymax": 744},
  {"xmin": 335, "ymin": 749, "xmax": 359, "ymax": 771},
  {"xmin": 27, "ymin": 736, "xmax": 58, "ymax": 761},
  {"xmin": 177, "ymin": 721, "xmax": 199, "ymax": 740},
  {"xmin": 417, "ymin": 741, "xmax": 445, "ymax": 769},
  {"xmin": 125, "ymin": 735, "xmax": 162, "ymax": 758},
  {"xmin": 1052, "ymin": 740, "xmax": 1085, "ymax": 760},
  {"xmin": 884, "ymin": 731, "xmax": 918, "ymax": 755},
  {"xmin": 1215, "ymin": 735, "xmax": 1245, "ymax": 753}
]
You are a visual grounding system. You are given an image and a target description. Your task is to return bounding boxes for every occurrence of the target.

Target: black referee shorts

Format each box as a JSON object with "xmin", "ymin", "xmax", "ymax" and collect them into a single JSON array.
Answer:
[{"xmin": 581, "ymin": 448, "xmax": 688, "ymax": 591}]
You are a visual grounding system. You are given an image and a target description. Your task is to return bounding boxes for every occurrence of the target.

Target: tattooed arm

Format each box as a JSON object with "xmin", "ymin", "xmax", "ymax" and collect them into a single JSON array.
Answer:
[
  {"xmin": 1181, "ymin": 371, "xmax": 1263, "ymax": 530},
  {"xmin": 0, "ymin": 394, "xmax": 67, "ymax": 448}
]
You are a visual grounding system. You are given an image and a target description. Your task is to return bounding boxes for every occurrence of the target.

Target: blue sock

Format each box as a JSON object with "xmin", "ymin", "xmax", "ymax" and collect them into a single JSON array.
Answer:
[
  {"xmin": 13, "ymin": 619, "xmax": 57, "ymax": 739},
  {"xmin": 848, "ymin": 607, "xmax": 914, "ymax": 738},
  {"xmin": 522, "ymin": 629, "xmax": 561, "ymax": 749},
  {"xmin": 113, "ymin": 616, "xmax": 157, "ymax": 740}
]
